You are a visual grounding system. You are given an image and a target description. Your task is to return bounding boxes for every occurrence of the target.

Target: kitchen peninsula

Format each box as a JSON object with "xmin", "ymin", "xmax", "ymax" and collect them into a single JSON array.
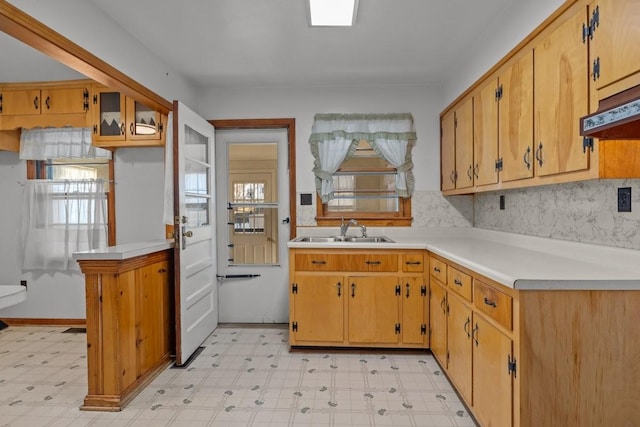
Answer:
[
  {"xmin": 73, "ymin": 240, "xmax": 174, "ymax": 411},
  {"xmin": 288, "ymin": 227, "xmax": 640, "ymax": 427}
]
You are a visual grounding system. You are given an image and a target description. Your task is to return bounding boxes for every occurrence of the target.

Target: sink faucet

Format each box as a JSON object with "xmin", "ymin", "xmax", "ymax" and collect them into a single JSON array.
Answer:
[
  {"xmin": 340, "ymin": 218, "xmax": 367, "ymax": 237},
  {"xmin": 340, "ymin": 217, "xmax": 358, "ymax": 237}
]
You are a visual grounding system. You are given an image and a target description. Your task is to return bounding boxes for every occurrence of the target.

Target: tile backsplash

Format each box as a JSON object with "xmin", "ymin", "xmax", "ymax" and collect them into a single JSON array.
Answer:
[
  {"xmin": 297, "ymin": 190, "xmax": 474, "ymax": 228},
  {"xmin": 474, "ymin": 179, "xmax": 640, "ymax": 250}
]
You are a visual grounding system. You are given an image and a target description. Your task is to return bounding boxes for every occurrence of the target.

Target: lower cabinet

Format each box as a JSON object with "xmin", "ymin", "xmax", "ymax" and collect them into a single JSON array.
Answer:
[
  {"xmin": 77, "ymin": 250, "xmax": 174, "ymax": 411},
  {"xmin": 289, "ymin": 248, "xmax": 428, "ymax": 348},
  {"xmin": 428, "ymin": 254, "xmax": 516, "ymax": 427}
]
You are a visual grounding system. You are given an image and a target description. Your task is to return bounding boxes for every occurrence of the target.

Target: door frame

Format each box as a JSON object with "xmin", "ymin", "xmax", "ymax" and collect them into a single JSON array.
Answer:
[{"xmin": 210, "ymin": 119, "xmax": 296, "ymax": 240}]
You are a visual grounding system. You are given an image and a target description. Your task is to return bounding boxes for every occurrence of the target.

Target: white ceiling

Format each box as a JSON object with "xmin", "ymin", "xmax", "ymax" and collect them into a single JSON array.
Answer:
[{"xmin": 1, "ymin": 0, "xmax": 519, "ymax": 89}]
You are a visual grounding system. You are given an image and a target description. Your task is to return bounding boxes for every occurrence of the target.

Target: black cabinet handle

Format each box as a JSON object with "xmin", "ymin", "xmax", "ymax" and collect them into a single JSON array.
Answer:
[
  {"xmin": 34, "ymin": 96, "xmax": 39, "ymax": 110},
  {"xmin": 483, "ymin": 297, "xmax": 497, "ymax": 308},
  {"xmin": 351, "ymin": 283, "xmax": 356, "ymax": 298},
  {"xmin": 337, "ymin": 282, "xmax": 341, "ymax": 297},
  {"xmin": 405, "ymin": 283, "xmax": 410, "ymax": 298},
  {"xmin": 454, "ymin": 278, "xmax": 463, "ymax": 286},
  {"xmin": 464, "ymin": 317, "xmax": 471, "ymax": 338},
  {"xmin": 45, "ymin": 96, "xmax": 50, "ymax": 110},
  {"xmin": 433, "ymin": 267, "xmax": 441, "ymax": 273},
  {"xmin": 472, "ymin": 323, "xmax": 479, "ymax": 347},
  {"xmin": 365, "ymin": 260, "xmax": 381, "ymax": 265},
  {"xmin": 405, "ymin": 261, "xmax": 421, "ymax": 265},
  {"xmin": 311, "ymin": 260, "xmax": 326, "ymax": 265}
]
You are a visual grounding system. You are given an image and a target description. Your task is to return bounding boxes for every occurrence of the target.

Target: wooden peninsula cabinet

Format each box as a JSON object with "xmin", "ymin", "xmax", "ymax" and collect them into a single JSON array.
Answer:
[
  {"xmin": 289, "ymin": 248, "xmax": 429, "ymax": 349},
  {"xmin": 428, "ymin": 252, "xmax": 640, "ymax": 427},
  {"xmin": 74, "ymin": 244, "xmax": 174, "ymax": 411}
]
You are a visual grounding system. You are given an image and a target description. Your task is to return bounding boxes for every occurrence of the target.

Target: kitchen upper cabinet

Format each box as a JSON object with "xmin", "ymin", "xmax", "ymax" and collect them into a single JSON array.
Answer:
[
  {"xmin": 589, "ymin": 0, "xmax": 640, "ymax": 93},
  {"xmin": 0, "ymin": 88, "xmax": 42, "ymax": 115},
  {"xmin": 534, "ymin": 7, "xmax": 590, "ymax": 177},
  {"xmin": 0, "ymin": 81, "xmax": 92, "ymax": 130},
  {"xmin": 440, "ymin": 98, "xmax": 473, "ymax": 191},
  {"xmin": 440, "ymin": 109, "xmax": 456, "ymax": 191},
  {"xmin": 473, "ymin": 79, "xmax": 499, "ymax": 187},
  {"xmin": 92, "ymin": 85, "xmax": 165, "ymax": 147},
  {"xmin": 499, "ymin": 50, "xmax": 534, "ymax": 182}
]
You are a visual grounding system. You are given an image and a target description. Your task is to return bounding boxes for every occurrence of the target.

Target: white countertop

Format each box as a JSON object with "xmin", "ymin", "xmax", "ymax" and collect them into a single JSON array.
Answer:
[
  {"xmin": 289, "ymin": 227, "xmax": 640, "ymax": 290},
  {"xmin": 73, "ymin": 240, "xmax": 174, "ymax": 261}
]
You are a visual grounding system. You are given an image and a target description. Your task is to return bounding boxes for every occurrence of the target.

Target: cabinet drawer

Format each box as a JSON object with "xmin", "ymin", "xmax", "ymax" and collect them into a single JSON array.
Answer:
[
  {"xmin": 447, "ymin": 266, "xmax": 472, "ymax": 301},
  {"xmin": 294, "ymin": 253, "xmax": 342, "ymax": 271},
  {"xmin": 402, "ymin": 254, "xmax": 424, "ymax": 272},
  {"xmin": 474, "ymin": 280, "xmax": 512, "ymax": 330},
  {"xmin": 346, "ymin": 254, "xmax": 398, "ymax": 272},
  {"xmin": 430, "ymin": 257, "xmax": 447, "ymax": 283}
]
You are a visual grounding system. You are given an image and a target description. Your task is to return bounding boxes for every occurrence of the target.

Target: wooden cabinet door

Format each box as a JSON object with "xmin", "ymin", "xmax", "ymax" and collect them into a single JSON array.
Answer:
[
  {"xmin": 400, "ymin": 276, "xmax": 427, "ymax": 345},
  {"xmin": 126, "ymin": 97, "xmax": 164, "ymax": 141},
  {"xmin": 447, "ymin": 293, "xmax": 472, "ymax": 404},
  {"xmin": 500, "ymin": 50, "xmax": 534, "ymax": 182},
  {"xmin": 136, "ymin": 260, "xmax": 171, "ymax": 377},
  {"xmin": 348, "ymin": 276, "xmax": 399, "ymax": 344},
  {"xmin": 473, "ymin": 78, "xmax": 499, "ymax": 187},
  {"xmin": 41, "ymin": 87, "xmax": 89, "ymax": 115},
  {"xmin": 534, "ymin": 7, "xmax": 590, "ymax": 177},
  {"xmin": 441, "ymin": 109, "xmax": 456, "ymax": 191},
  {"xmin": 429, "ymin": 281, "xmax": 448, "ymax": 367},
  {"xmin": 92, "ymin": 86, "xmax": 126, "ymax": 143},
  {"xmin": 472, "ymin": 315, "xmax": 513, "ymax": 427},
  {"xmin": 291, "ymin": 274, "xmax": 344, "ymax": 343},
  {"xmin": 0, "ymin": 89, "xmax": 41, "ymax": 115},
  {"xmin": 590, "ymin": 0, "xmax": 640, "ymax": 91},
  {"xmin": 455, "ymin": 98, "xmax": 474, "ymax": 189}
]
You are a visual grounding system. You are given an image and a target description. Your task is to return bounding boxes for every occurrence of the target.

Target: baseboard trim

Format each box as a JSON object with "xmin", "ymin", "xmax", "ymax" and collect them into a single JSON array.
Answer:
[{"xmin": 0, "ymin": 318, "xmax": 86, "ymax": 327}]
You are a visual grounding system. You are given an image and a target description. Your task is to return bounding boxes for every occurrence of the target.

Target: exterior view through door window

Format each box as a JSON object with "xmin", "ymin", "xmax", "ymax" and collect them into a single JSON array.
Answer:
[{"xmin": 227, "ymin": 143, "xmax": 279, "ymax": 265}]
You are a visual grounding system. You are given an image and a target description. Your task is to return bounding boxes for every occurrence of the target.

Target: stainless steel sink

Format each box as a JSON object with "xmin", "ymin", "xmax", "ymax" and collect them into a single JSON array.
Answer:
[{"xmin": 293, "ymin": 236, "xmax": 394, "ymax": 243}]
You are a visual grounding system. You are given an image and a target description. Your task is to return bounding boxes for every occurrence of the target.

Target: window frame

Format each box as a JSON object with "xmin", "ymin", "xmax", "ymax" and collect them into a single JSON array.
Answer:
[
  {"xmin": 26, "ymin": 159, "xmax": 116, "ymax": 246},
  {"xmin": 314, "ymin": 138, "xmax": 412, "ymax": 227}
]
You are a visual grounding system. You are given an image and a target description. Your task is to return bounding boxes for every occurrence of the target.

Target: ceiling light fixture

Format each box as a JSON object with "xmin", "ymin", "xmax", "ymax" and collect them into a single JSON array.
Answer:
[{"xmin": 308, "ymin": 0, "xmax": 359, "ymax": 27}]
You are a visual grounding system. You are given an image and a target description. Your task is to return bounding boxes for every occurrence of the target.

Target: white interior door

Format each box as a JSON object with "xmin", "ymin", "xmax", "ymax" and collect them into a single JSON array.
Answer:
[
  {"xmin": 173, "ymin": 101, "xmax": 218, "ymax": 365},
  {"xmin": 215, "ymin": 128, "xmax": 290, "ymax": 323}
]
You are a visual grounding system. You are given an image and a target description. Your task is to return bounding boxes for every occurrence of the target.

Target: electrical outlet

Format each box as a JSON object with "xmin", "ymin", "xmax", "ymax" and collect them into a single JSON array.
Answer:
[
  {"xmin": 20, "ymin": 280, "xmax": 27, "ymax": 289},
  {"xmin": 499, "ymin": 195, "xmax": 505, "ymax": 210},
  {"xmin": 618, "ymin": 187, "xmax": 632, "ymax": 212},
  {"xmin": 300, "ymin": 193, "xmax": 313, "ymax": 206}
]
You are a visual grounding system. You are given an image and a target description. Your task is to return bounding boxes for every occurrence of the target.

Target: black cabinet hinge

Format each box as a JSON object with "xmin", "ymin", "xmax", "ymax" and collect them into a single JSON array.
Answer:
[
  {"xmin": 395, "ymin": 323, "xmax": 401, "ymax": 334},
  {"xmin": 395, "ymin": 285, "xmax": 401, "ymax": 296},
  {"xmin": 495, "ymin": 84, "xmax": 503, "ymax": 101},
  {"xmin": 420, "ymin": 324, "xmax": 427, "ymax": 335},
  {"xmin": 421, "ymin": 285, "xmax": 427, "ymax": 296},
  {"xmin": 583, "ymin": 137, "xmax": 594, "ymax": 153},
  {"xmin": 159, "ymin": 122, "xmax": 164, "ymax": 133},
  {"xmin": 593, "ymin": 57, "xmax": 601, "ymax": 81},
  {"xmin": 495, "ymin": 158, "xmax": 504, "ymax": 172},
  {"xmin": 93, "ymin": 94, "xmax": 98, "ymax": 105},
  {"xmin": 292, "ymin": 321, "xmax": 298, "ymax": 332},
  {"xmin": 292, "ymin": 283, "xmax": 298, "ymax": 294},
  {"xmin": 508, "ymin": 355, "xmax": 517, "ymax": 378}
]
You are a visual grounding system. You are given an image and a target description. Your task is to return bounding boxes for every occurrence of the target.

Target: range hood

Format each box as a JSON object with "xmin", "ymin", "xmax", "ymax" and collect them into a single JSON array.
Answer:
[{"xmin": 580, "ymin": 84, "xmax": 640, "ymax": 139}]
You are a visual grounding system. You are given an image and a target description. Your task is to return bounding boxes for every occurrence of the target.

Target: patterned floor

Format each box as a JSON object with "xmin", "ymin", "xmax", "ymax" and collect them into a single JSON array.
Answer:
[{"xmin": 0, "ymin": 325, "xmax": 477, "ymax": 426}]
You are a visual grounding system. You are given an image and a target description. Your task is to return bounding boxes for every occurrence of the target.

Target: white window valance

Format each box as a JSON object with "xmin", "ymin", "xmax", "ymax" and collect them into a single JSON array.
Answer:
[
  {"xmin": 309, "ymin": 113, "xmax": 416, "ymax": 203},
  {"xmin": 19, "ymin": 127, "xmax": 112, "ymax": 160}
]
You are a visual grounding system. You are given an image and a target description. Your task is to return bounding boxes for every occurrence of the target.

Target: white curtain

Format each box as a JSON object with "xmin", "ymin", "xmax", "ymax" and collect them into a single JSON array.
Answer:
[
  {"xmin": 19, "ymin": 127, "xmax": 112, "ymax": 160},
  {"xmin": 309, "ymin": 113, "xmax": 416, "ymax": 202},
  {"xmin": 162, "ymin": 112, "xmax": 174, "ymax": 225},
  {"xmin": 21, "ymin": 180, "xmax": 108, "ymax": 271}
]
